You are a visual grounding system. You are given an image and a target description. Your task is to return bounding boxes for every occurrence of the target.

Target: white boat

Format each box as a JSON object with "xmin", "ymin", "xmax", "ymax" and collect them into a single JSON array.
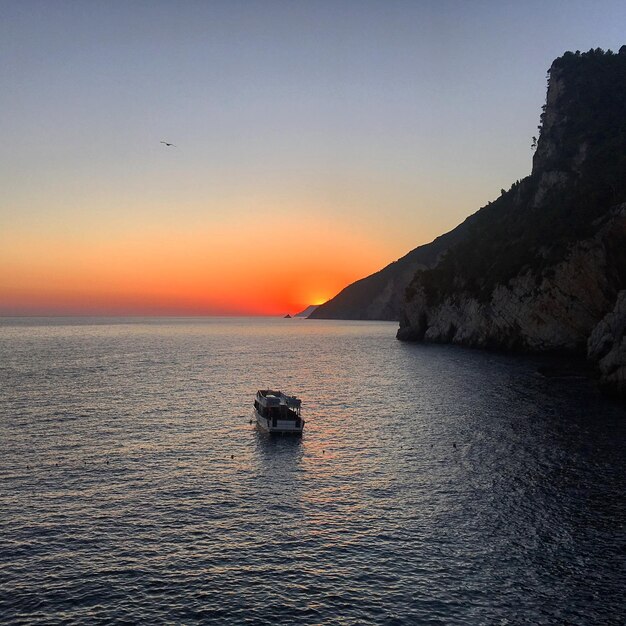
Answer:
[{"xmin": 253, "ymin": 390, "xmax": 305, "ymax": 434}]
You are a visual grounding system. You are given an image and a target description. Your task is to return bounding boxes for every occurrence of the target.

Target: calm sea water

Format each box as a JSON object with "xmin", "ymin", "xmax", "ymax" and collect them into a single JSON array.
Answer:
[{"xmin": 1, "ymin": 317, "xmax": 624, "ymax": 625}]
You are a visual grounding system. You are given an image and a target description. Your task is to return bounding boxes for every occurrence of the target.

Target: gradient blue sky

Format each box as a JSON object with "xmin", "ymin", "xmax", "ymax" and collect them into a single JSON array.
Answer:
[{"xmin": 1, "ymin": 1, "xmax": 625, "ymax": 314}]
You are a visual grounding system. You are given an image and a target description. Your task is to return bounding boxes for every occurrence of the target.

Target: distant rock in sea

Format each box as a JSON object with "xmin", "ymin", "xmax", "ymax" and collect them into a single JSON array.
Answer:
[
  {"xmin": 284, "ymin": 314, "xmax": 292, "ymax": 319},
  {"xmin": 294, "ymin": 305, "xmax": 318, "ymax": 318}
]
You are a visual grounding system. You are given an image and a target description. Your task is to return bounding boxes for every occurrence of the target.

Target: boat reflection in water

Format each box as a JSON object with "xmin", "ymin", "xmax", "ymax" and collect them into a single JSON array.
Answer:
[{"xmin": 253, "ymin": 390, "xmax": 305, "ymax": 434}]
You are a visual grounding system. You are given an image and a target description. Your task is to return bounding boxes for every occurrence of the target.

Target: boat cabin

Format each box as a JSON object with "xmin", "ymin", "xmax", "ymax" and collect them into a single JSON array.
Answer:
[{"xmin": 254, "ymin": 390, "xmax": 304, "ymax": 433}]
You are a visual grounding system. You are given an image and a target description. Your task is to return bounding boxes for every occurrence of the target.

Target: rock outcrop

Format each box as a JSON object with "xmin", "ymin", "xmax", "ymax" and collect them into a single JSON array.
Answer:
[
  {"xmin": 397, "ymin": 206, "xmax": 626, "ymax": 352},
  {"xmin": 396, "ymin": 47, "xmax": 626, "ymax": 397},
  {"xmin": 588, "ymin": 290, "xmax": 626, "ymax": 397},
  {"xmin": 295, "ymin": 305, "xmax": 318, "ymax": 318}
]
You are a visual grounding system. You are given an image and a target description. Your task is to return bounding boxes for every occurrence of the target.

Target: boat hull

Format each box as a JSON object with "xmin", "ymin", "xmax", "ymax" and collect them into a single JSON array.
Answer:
[{"xmin": 254, "ymin": 409, "xmax": 304, "ymax": 434}]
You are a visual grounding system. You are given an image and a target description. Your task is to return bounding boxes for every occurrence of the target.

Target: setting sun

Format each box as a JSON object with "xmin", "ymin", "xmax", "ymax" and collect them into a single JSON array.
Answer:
[
  {"xmin": 2, "ymin": 2, "xmax": 626, "ymax": 625},
  {"xmin": 0, "ymin": 205, "xmax": 392, "ymax": 316},
  {"xmin": 310, "ymin": 296, "xmax": 330, "ymax": 306}
]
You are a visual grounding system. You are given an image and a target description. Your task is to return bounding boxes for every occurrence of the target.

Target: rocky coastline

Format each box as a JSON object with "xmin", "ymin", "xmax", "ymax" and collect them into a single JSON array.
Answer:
[{"xmin": 397, "ymin": 48, "xmax": 626, "ymax": 398}]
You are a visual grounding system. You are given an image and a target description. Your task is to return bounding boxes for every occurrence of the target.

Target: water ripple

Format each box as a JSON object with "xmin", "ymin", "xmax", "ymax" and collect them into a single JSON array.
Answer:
[{"xmin": 1, "ymin": 317, "xmax": 624, "ymax": 624}]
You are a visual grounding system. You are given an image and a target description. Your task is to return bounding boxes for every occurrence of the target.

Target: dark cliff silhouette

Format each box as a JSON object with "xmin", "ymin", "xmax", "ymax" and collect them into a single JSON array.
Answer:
[
  {"xmin": 396, "ymin": 47, "xmax": 626, "ymax": 396},
  {"xmin": 312, "ymin": 47, "xmax": 626, "ymax": 326},
  {"xmin": 313, "ymin": 47, "xmax": 626, "ymax": 396}
]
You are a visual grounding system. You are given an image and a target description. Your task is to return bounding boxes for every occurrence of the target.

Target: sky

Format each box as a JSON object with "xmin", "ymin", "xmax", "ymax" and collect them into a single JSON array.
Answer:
[{"xmin": 1, "ymin": 0, "xmax": 625, "ymax": 315}]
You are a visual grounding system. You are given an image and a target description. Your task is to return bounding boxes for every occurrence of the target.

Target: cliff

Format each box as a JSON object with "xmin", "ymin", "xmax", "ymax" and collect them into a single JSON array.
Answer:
[
  {"xmin": 309, "ymin": 223, "xmax": 468, "ymax": 320},
  {"xmin": 295, "ymin": 305, "xmax": 318, "ymax": 318},
  {"xmin": 397, "ymin": 47, "xmax": 626, "ymax": 395},
  {"xmin": 588, "ymin": 290, "xmax": 626, "ymax": 397}
]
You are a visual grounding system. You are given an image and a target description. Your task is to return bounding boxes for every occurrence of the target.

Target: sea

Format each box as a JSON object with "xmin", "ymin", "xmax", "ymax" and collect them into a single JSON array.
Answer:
[{"xmin": 0, "ymin": 317, "xmax": 624, "ymax": 625}]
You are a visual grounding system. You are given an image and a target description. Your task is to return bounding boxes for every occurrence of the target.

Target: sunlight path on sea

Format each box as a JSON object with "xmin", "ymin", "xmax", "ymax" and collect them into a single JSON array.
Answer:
[{"xmin": 0, "ymin": 318, "xmax": 624, "ymax": 624}]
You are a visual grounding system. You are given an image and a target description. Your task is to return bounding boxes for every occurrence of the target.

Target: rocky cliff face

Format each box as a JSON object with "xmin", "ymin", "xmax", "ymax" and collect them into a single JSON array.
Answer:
[
  {"xmin": 588, "ymin": 290, "xmax": 626, "ymax": 398},
  {"xmin": 397, "ymin": 47, "xmax": 626, "ymax": 396},
  {"xmin": 398, "ymin": 206, "xmax": 626, "ymax": 351}
]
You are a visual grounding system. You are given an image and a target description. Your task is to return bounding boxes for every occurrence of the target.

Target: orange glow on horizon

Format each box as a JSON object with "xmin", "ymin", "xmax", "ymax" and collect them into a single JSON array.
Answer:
[
  {"xmin": 311, "ymin": 299, "xmax": 328, "ymax": 307},
  {"xmin": 0, "ymin": 208, "xmax": 394, "ymax": 316}
]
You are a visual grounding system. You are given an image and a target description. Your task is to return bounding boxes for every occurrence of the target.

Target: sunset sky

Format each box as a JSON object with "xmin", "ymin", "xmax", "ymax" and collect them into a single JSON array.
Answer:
[{"xmin": 2, "ymin": 1, "xmax": 625, "ymax": 315}]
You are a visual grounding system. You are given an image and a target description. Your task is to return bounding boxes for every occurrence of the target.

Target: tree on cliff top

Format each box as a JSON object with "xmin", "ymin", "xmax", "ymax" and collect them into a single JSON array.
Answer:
[{"xmin": 406, "ymin": 47, "xmax": 626, "ymax": 306}]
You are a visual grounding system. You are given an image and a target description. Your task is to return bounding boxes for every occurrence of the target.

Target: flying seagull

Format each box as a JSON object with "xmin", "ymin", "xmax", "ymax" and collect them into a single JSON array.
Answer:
[{"xmin": 160, "ymin": 141, "xmax": 176, "ymax": 147}]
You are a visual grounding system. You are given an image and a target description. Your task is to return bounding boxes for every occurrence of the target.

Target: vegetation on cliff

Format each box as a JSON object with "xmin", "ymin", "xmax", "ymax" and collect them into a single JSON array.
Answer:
[
  {"xmin": 405, "ymin": 47, "xmax": 626, "ymax": 311},
  {"xmin": 313, "ymin": 47, "xmax": 626, "ymax": 325}
]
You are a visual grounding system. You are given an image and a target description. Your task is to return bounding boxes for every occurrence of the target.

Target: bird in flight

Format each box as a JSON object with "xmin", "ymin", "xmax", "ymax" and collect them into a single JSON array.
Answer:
[{"xmin": 160, "ymin": 141, "xmax": 176, "ymax": 147}]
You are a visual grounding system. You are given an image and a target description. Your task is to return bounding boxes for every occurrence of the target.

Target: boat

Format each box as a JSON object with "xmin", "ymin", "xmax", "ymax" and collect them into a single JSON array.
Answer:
[{"xmin": 253, "ymin": 390, "xmax": 305, "ymax": 434}]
